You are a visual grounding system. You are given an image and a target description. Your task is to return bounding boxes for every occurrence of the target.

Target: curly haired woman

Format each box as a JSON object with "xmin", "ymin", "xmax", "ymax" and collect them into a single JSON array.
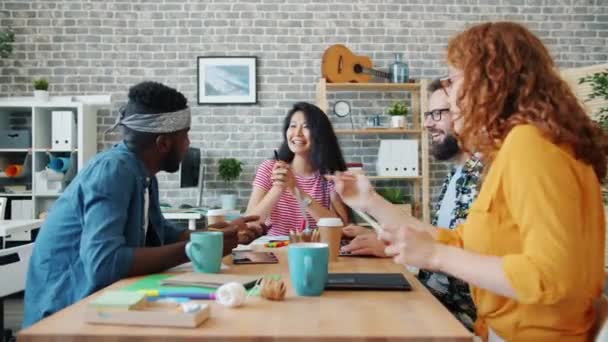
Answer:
[{"xmin": 330, "ymin": 22, "xmax": 607, "ymax": 341}]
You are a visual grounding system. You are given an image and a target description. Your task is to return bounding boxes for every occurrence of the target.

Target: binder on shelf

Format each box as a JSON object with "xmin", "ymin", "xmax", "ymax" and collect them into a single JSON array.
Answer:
[
  {"xmin": 8, "ymin": 199, "xmax": 34, "ymax": 240},
  {"xmin": 394, "ymin": 140, "xmax": 419, "ymax": 177},
  {"xmin": 376, "ymin": 140, "xmax": 419, "ymax": 177},
  {"xmin": 51, "ymin": 111, "xmax": 76, "ymax": 150},
  {"xmin": 377, "ymin": 140, "xmax": 393, "ymax": 177}
]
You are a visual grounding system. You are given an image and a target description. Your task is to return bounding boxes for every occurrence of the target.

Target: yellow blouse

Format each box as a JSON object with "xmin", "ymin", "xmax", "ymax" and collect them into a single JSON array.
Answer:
[{"xmin": 437, "ymin": 125, "xmax": 605, "ymax": 341}]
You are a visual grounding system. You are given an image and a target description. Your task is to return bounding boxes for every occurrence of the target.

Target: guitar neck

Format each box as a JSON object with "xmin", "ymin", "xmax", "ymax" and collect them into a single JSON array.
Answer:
[{"xmin": 361, "ymin": 67, "xmax": 391, "ymax": 80}]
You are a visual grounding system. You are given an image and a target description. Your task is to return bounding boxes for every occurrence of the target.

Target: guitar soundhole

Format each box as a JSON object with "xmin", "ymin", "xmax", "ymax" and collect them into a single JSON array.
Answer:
[{"xmin": 353, "ymin": 64, "xmax": 363, "ymax": 74}]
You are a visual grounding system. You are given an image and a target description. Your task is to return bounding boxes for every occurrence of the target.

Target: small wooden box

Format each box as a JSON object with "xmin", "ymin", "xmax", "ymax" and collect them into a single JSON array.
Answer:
[{"xmin": 85, "ymin": 301, "xmax": 210, "ymax": 328}]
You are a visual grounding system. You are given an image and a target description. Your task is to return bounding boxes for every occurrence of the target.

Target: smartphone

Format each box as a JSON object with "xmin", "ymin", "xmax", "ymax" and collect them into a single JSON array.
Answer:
[{"xmin": 232, "ymin": 251, "xmax": 279, "ymax": 265}]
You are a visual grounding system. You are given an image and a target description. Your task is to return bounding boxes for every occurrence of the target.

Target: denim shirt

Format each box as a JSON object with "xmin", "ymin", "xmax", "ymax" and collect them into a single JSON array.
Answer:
[{"xmin": 23, "ymin": 142, "xmax": 186, "ymax": 327}]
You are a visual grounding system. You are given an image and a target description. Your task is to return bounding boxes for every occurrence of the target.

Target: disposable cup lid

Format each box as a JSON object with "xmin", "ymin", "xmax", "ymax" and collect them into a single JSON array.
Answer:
[
  {"xmin": 317, "ymin": 218, "xmax": 344, "ymax": 227},
  {"xmin": 207, "ymin": 209, "xmax": 226, "ymax": 216}
]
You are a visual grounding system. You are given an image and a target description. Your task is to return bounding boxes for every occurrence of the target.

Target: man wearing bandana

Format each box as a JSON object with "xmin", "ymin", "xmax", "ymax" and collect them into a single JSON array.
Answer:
[{"xmin": 23, "ymin": 81, "xmax": 265, "ymax": 326}]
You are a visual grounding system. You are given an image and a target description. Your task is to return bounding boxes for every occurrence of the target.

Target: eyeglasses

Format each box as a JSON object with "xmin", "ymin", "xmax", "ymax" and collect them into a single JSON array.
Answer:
[{"xmin": 424, "ymin": 108, "xmax": 450, "ymax": 121}]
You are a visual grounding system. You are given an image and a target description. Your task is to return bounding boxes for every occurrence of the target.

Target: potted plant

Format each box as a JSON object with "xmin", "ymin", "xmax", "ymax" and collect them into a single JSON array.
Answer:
[
  {"xmin": 218, "ymin": 158, "xmax": 243, "ymax": 210},
  {"xmin": 377, "ymin": 188, "xmax": 412, "ymax": 215},
  {"xmin": 580, "ymin": 69, "xmax": 608, "ymax": 201},
  {"xmin": 386, "ymin": 101, "xmax": 409, "ymax": 128},
  {"xmin": 579, "ymin": 68, "xmax": 608, "ymax": 269},
  {"xmin": 33, "ymin": 78, "xmax": 49, "ymax": 102}
]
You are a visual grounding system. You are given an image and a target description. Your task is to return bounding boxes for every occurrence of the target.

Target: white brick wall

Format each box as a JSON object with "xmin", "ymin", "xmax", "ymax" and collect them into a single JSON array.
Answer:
[{"xmin": 1, "ymin": 0, "xmax": 607, "ymax": 209}]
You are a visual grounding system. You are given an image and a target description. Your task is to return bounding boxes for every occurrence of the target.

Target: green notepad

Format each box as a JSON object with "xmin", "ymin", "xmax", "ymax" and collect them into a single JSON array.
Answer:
[
  {"xmin": 121, "ymin": 274, "xmax": 216, "ymax": 294},
  {"xmin": 89, "ymin": 290, "xmax": 146, "ymax": 310},
  {"xmin": 120, "ymin": 274, "xmax": 262, "ymax": 296}
]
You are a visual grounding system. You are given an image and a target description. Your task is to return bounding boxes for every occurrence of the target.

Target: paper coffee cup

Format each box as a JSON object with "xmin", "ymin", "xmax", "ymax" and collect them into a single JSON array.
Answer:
[
  {"xmin": 207, "ymin": 209, "xmax": 226, "ymax": 225},
  {"xmin": 317, "ymin": 217, "xmax": 344, "ymax": 262}
]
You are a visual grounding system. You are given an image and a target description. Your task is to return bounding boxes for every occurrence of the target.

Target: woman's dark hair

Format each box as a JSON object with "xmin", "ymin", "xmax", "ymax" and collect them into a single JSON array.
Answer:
[
  {"xmin": 277, "ymin": 102, "xmax": 347, "ymax": 174},
  {"xmin": 122, "ymin": 81, "xmax": 188, "ymax": 153}
]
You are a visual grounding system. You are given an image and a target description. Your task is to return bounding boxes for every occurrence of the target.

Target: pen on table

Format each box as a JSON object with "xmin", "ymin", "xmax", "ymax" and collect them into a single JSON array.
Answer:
[{"xmin": 141, "ymin": 290, "xmax": 216, "ymax": 300}]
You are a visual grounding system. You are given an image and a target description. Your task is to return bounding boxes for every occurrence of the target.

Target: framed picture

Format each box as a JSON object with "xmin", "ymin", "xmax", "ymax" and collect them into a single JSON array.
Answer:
[{"xmin": 197, "ymin": 56, "xmax": 257, "ymax": 104}]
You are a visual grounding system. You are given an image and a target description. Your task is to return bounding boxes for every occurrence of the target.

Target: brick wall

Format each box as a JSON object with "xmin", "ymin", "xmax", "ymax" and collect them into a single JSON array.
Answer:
[{"xmin": 1, "ymin": 0, "xmax": 606, "ymax": 210}]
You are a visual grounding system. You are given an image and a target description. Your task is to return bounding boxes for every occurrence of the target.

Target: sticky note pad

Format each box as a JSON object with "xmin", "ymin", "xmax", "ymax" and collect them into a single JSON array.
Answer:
[{"xmin": 89, "ymin": 291, "xmax": 146, "ymax": 310}]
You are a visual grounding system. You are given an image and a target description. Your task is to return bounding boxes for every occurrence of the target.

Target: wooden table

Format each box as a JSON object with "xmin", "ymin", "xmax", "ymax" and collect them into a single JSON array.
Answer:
[{"xmin": 18, "ymin": 250, "xmax": 472, "ymax": 341}]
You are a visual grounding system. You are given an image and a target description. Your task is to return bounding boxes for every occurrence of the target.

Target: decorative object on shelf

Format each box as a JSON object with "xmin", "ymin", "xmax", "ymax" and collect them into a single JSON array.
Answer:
[
  {"xmin": 4, "ymin": 153, "xmax": 31, "ymax": 179},
  {"xmin": 389, "ymin": 53, "xmax": 409, "ymax": 83},
  {"xmin": 34, "ymin": 168, "xmax": 64, "ymax": 194},
  {"xmin": 332, "ymin": 100, "xmax": 355, "ymax": 130},
  {"xmin": 321, "ymin": 44, "xmax": 390, "ymax": 83},
  {"xmin": 386, "ymin": 101, "xmax": 409, "ymax": 128},
  {"xmin": 366, "ymin": 114, "xmax": 384, "ymax": 128},
  {"xmin": 47, "ymin": 156, "xmax": 71, "ymax": 173},
  {"xmin": 3, "ymin": 185, "xmax": 27, "ymax": 193},
  {"xmin": 217, "ymin": 158, "xmax": 243, "ymax": 210},
  {"xmin": 197, "ymin": 56, "xmax": 257, "ymax": 104},
  {"xmin": 33, "ymin": 78, "xmax": 49, "ymax": 102},
  {"xmin": 0, "ymin": 129, "xmax": 31, "ymax": 149},
  {"xmin": 0, "ymin": 27, "xmax": 15, "ymax": 59}
]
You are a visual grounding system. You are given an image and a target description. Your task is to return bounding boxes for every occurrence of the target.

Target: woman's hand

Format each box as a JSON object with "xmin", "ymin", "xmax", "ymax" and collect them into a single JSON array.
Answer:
[
  {"xmin": 271, "ymin": 161, "xmax": 296, "ymax": 192},
  {"xmin": 341, "ymin": 233, "xmax": 388, "ymax": 257},
  {"xmin": 342, "ymin": 224, "xmax": 373, "ymax": 237},
  {"xmin": 326, "ymin": 172, "xmax": 377, "ymax": 211},
  {"xmin": 379, "ymin": 224, "xmax": 442, "ymax": 270}
]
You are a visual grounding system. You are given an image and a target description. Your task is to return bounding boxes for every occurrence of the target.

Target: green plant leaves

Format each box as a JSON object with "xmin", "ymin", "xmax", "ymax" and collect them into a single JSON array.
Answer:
[
  {"xmin": 386, "ymin": 101, "xmax": 409, "ymax": 116},
  {"xmin": 218, "ymin": 158, "xmax": 243, "ymax": 183}
]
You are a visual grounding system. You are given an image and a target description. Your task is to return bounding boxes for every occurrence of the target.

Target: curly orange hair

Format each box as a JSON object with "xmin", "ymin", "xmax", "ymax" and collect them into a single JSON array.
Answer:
[{"xmin": 447, "ymin": 22, "xmax": 608, "ymax": 180}]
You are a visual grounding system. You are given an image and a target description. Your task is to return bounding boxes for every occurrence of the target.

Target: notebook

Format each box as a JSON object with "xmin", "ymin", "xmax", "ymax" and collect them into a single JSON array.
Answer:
[
  {"xmin": 325, "ymin": 273, "xmax": 412, "ymax": 291},
  {"xmin": 88, "ymin": 291, "xmax": 146, "ymax": 310},
  {"xmin": 160, "ymin": 272, "xmax": 260, "ymax": 289}
]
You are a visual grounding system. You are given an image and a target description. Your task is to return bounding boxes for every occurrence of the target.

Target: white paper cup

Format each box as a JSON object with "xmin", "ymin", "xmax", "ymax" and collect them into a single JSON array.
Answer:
[
  {"xmin": 317, "ymin": 217, "xmax": 344, "ymax": 262},
  {"xmin": 207, "ymin": 209, "xmax": 226, "ymax": 226}
]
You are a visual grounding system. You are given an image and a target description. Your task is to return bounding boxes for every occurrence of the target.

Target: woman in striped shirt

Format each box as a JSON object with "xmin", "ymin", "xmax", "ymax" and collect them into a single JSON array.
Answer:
[{"xmin": 246, "ymin": 102, "xmax": 349, "ymax": 236}]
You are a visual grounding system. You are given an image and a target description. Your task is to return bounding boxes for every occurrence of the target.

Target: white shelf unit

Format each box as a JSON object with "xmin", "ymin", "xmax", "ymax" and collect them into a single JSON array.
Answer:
[
  {"xmin": 316, "ymin": 79, "xmax": 431, "ymax": 222},
  {"xmin": 0, "ymin": 96, "xmax": 110, "ymax": 220}
]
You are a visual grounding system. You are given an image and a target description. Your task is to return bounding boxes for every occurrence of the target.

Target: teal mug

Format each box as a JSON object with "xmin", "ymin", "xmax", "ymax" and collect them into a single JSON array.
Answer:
[
  {"xmin": 288, "ymin": 242, "xmax": 329, "ymax": 296},
  {"xmin": 185, "ymin": 231, "xmax": 223, "ymax": 273}
]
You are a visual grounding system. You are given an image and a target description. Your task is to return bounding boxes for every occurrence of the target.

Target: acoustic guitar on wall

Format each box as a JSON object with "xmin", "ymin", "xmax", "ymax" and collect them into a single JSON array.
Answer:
[{"xmin": 321, "ymin": 44, "xmax": 391, "ymax": 83}]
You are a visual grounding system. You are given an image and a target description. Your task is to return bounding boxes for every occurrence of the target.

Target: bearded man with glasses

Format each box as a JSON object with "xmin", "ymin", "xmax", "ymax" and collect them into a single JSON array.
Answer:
[{"xmin": 417, "ymin": 78, "xmax": 483, "ymax": 331}]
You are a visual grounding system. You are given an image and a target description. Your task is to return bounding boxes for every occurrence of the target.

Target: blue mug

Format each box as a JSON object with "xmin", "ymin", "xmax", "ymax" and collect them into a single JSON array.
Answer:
[
  {"xmin": 47, "ymin": 157, "xmax": 71, "ymax": 173},
  {"xmin": 288, "ymin": 243, "xmax": 329, "ymax": 296},
  {"xmin": 185, "ymin": 231, "xmax": 223, "ymax": 273}
]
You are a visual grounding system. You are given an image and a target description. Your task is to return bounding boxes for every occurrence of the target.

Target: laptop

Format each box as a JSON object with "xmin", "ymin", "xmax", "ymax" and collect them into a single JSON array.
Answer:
[{"xmin": 325, "ymin": 273, "xmax": 412, "ymax": 291}]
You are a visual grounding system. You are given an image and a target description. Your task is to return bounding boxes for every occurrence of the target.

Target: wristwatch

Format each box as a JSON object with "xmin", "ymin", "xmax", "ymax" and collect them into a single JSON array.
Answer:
[{"xmin": 302, "ymin": 196, "xmax": 312, "ymax": 207}]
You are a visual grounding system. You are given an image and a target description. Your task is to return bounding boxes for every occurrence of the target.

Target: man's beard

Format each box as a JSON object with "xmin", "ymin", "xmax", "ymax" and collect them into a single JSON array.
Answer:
[
  {"xmin": 159, "ymin": 145, "xmax": 182, "ymax": 173},
  {"xmin": 431, "ymin": 134, "xmax": 461, "ymax": 161}
]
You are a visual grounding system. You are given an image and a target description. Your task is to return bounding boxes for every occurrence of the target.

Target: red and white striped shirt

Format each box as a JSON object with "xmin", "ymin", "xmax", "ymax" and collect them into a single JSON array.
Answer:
[{"xmin": 253, "ymin": 160, "xmax": 335, "ymax": 236}]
